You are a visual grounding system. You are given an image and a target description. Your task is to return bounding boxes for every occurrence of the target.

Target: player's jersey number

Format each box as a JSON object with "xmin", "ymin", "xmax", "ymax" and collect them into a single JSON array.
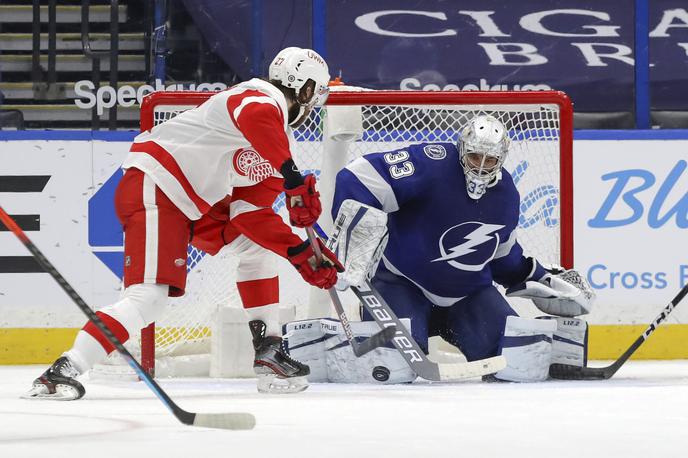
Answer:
[
  {"xmin": 383, "ymin": 151, "xmax": 415, "ymax": 179},
  {"xmin": 467, "ymin": 180, "xmax": 486, "ymax": 196}
]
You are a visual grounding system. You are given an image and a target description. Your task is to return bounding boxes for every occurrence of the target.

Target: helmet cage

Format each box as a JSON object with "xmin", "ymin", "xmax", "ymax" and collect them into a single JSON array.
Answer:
[{"xmin": 458, "ymin": 116, "xmax": 510, "ymax": 199}]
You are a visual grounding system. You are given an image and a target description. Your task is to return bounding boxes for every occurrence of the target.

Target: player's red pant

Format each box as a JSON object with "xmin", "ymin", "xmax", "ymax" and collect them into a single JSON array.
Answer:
[
  {"xmin": 114, "ymin": 167, "xmax": 279, "ymax": 305},
  {"xmin": 115, "ymin": 167, "xmax": 192, "ymax": 296}
]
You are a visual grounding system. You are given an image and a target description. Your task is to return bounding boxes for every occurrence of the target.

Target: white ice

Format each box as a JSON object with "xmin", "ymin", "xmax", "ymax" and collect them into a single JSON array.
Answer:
[{"xmin": 1, "ymin": 362, "xmax": 688, "ymax": 458}]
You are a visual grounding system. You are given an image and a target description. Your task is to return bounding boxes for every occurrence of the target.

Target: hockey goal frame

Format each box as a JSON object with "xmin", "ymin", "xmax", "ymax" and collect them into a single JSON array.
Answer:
[{"xmin": 137, "ymin": 89, "xmax": 574, "ymax": 376}]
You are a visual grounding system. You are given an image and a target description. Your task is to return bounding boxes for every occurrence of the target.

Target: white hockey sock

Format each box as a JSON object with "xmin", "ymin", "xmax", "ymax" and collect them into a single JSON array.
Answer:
[
  {"xmin": 245, "ymin": 303, "xmax": 280, "ymax": 336},
  {"xmin": 63, "ymin": 331, "xmax": 108, "ymax": 374}
]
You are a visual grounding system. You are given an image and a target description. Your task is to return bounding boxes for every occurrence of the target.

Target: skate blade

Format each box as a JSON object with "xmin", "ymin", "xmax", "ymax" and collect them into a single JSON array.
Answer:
[
  {"xmin": 21, "ymin": 383, "xmax": 82, "ymax": 401},
  {"xmin": 256, "ymin": 374, "xmax": 308, "ymax": 394}
]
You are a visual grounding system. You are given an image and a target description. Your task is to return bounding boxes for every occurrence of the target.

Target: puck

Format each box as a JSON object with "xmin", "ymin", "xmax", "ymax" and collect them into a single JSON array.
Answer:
[{"xmin": 372, "ymin": 366, "xmax": 390, "ymax": 382}]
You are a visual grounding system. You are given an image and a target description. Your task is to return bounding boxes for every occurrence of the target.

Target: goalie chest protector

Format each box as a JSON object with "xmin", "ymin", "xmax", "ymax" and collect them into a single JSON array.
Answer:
[{"xmin": 334, "ymin": 142, "xmax": 522, "ymax": 302}]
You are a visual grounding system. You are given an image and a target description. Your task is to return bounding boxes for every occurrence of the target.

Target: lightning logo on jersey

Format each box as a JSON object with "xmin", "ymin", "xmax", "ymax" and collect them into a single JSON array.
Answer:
[
  {"xmin": 432, "ymin": 222, "xmax": 504, "ymax": 272},
  {"xmin": 332, "ymin": 141, "xmax": 529, "ymax": 300}
]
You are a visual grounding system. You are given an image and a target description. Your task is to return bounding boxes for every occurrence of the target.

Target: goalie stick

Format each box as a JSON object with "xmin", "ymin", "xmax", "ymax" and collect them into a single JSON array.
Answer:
[
  {"xmin": 351, "ymin": 280, "xmax": 507, "ymax": 381},
  {"xmin": 305, "ymin": 227, "xmax": 396, "ymax": 356},
  {"xmin": 0, "ymin": 206, "xmax": 255, "ymax": 431},
  {"xmin": 550, "ymin": 282, "xmax": 688, "ymax": 380}
]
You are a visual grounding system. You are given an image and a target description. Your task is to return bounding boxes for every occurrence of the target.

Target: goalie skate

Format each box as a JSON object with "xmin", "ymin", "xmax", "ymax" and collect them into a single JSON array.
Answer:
[
  {"xmin": 249, "ymin": 320, "xmax": 309, "ymax": 394},
  {"xmin": 22, "ymin": 356, "xmax": 85, "ymax": 401}
]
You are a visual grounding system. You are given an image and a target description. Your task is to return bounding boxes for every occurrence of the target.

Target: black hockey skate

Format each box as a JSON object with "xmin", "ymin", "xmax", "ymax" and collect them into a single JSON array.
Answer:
[
  {"xmin": 249, "ymin": 320, "xmax": 310, "ymax": 394},
  {"xmin": 22, "ymin": 356, "xmax": 85, "ymax": 400}
]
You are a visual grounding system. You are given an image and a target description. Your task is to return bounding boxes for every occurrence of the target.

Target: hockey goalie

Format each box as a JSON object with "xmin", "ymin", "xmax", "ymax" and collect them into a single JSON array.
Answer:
[{"xmin": 288, "ymin": 114, "xmax": 596, "ymax": 383}]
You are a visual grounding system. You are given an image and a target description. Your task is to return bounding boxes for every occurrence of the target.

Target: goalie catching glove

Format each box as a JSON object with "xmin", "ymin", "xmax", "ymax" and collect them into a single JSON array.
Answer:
[
  {"xmin": 288, "ymin": 238, "xmax": 344, "ymax": 289},
  {"xmin": 506, "ymin": 261, "xmax": 596, "ymax": 317}
]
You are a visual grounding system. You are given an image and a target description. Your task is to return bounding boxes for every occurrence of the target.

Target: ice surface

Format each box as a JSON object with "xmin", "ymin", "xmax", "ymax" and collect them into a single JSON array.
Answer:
[{"xmin": 2, "ymin": 362, "xmax": 688, "ymax": 458}]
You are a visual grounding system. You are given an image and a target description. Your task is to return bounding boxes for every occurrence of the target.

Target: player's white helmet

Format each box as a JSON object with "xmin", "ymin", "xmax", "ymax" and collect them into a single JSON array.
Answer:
[
  {"xmin": 269, "ymin": 47, "xmax": 330, "ymax": 126},
  {"xmin": 458, "ymin": 115, "xmax": 510, "ymax": 200}
]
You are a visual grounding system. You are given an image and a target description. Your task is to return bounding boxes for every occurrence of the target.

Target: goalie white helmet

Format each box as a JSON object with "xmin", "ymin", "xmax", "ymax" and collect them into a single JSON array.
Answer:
[
  {"xmin": 269, "ymin": 47, "xmax": 331, "ymax": 126},
  {"xmin": 458, "ymin": 115, "xmax": 511, "ymax": 200}
]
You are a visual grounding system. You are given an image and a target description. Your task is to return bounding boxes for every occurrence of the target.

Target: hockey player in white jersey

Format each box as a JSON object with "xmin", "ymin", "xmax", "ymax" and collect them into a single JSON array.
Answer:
[
  {"xmin": 330, "ymin": 115, "xmax": 595, "ymax": 382},
  {"xmin": 25, "ymin": 47, "xmax": 343, "ymax": 399}
]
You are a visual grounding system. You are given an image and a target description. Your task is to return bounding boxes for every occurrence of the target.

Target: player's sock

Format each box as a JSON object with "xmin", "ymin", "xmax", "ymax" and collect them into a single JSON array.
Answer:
[
  {"xmin": 244, "ymin": 302, "xmax": 280, "ymax": 336},
  {"xmin": 249, "ymin": 319, "xmax": 310, "ymax": 394},
  {"xmin": 22, "ymin": 356, "xmax": 85, "ymax": 401},
  {"xmin": 63, "ymin": 330, "xmax": 109, "ymax": 374}
]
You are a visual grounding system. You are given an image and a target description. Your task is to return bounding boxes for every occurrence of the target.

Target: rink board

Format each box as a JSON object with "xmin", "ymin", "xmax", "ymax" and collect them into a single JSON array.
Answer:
[
  {"xmin": 2, "ymin": 324, "xmax": 688, "ymax": 364},
  {"xmin": 1, "ymin": 130, "xmax": 688, "ymax": 363}
]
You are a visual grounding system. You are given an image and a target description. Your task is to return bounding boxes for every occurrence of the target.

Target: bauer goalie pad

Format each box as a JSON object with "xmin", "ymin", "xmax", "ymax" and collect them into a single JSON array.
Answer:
[
  {"xmin": 328, "ymin": 200, "xmax": 389, "ymax": 290},
  {"xmin": 283, "ymin": 318, "xmax": 416, "ymax": 384},
  {"xmin": 539, "ymin": 316, "xmax": 589, "ymax": 368},
  {"xmin": 494, "ymin": 316, "xmax": 557, "ymax": 382},
  {"xmin": 506, "ymin": 269, "xmax": 595, "ymax": 317}
]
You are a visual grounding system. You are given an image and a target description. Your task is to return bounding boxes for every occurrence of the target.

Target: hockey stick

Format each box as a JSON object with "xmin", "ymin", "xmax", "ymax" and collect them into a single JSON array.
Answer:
[
  {"xmin": 351, "ymin": 280, "xmax": 507, "ymax": 381},
  {"xmin": 0, "ymin": 206, "xmax": 254, "ymax": 430},
  {"xmin": 305, "ymin": 227, "xmax": 396, "ymax": 356},
  {"xmin": 550, "ymin": 282, "xmax": 688, "ymax": 381}
]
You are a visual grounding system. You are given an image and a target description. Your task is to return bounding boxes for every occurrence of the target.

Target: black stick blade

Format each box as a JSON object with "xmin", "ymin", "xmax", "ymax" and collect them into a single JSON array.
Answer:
[
  {"xmin": 352, "ymin": 326, "xmax": 397, "ymax": 356},
  {"xmin": 549, "ymin": 363, "xmax": 611, "ymax": 380}
]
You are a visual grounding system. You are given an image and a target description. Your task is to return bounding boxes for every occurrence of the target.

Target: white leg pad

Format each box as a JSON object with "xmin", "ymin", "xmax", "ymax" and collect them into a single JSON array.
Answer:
[
  {"xmin": 495, "ymin": 316, "xmax": 557, "ymax": 382},
  {"xmin": 283, "ymin": 318, "xmax": 416, "ymax": 384},
  {"xmin": 550, "ymin": 316, "xmax": 589, "ymax": 367}
]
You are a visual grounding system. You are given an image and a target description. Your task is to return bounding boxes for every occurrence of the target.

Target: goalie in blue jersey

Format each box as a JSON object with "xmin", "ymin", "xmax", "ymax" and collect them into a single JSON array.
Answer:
[{"xmin": 329, "ymin": 115, "xmax": 595, "ymax": 382}]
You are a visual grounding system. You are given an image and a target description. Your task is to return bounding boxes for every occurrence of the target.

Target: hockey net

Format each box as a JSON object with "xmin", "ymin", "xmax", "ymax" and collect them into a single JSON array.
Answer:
[{"xmin": 92, "ymin": 89, "xmax": 572, "ymax": 379}]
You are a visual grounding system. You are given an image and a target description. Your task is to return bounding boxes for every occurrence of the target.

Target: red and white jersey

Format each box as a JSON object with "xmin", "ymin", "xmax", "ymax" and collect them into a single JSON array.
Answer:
[{"xmin": 123, "ymin": 78, "xmax": 293, "ymax": 220}]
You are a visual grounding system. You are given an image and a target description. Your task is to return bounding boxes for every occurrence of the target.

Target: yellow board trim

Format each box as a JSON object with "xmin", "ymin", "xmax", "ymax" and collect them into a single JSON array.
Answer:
[
  {"xmin": 0, "ymin": 328, "xmax": 79, "ymax": 364},
  {"xmin": 2, "ymin": 325, "xmax": 688, "ymax": 364},
  {"xmin": 588, "ymin": 324, "xmax": 688, "ymax": 359}
]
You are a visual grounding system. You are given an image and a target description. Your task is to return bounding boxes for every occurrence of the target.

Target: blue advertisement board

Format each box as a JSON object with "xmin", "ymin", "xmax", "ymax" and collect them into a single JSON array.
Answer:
[{"xmin": 183, "ymin": 0, "xmax": 688, "ymax": 112}]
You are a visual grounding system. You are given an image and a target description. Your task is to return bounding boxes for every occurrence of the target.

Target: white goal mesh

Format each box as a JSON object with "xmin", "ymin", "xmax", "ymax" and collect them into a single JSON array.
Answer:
[{"xmin": 108, "ymin": 89, "xmax": 572, "ymax": 378}]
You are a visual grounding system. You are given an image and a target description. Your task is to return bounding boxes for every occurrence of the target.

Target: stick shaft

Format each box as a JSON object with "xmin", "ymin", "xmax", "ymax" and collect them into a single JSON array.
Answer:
[
  {"xmin": 550, "ymin": 283, "xmax": 688, "ymax": 380},
  {"xmin": 610, "ymin": 283, "xmax": 688, "ymax": 371},
  {"xmin": 0, "ymin": 206, "xmax": 254, "ymax": 428},
  {"xmin": 305, "ymin": 227, "xmax": 392, "ymax": 356}
]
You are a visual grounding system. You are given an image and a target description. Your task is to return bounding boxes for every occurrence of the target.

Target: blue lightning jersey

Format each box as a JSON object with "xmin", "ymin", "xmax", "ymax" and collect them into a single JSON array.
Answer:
[{"xmin": 332, "ymin": 142, "xmax": 538, "ymax": 307}]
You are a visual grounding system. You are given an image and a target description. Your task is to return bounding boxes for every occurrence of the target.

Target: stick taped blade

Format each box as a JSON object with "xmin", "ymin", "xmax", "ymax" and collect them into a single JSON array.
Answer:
[
  {"xmin": 193, "ymin": 412, "xmax": 256, "ymax": 430},
  {"xmin": 438, "ymin": 355, "xmax": 506, "ymax": 381}
]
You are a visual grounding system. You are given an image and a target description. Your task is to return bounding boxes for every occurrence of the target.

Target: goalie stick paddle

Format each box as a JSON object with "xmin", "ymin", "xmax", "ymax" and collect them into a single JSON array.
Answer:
[
  {"xmin": 0, "ymin": 206, "xmax": 255, "ymax": 431},
  {"xmin": 351, "ymin": 281, "xmax": 507, "ymax": 381},
  {"xmin": 305, "ymin": 227, "xmax": 396, "ymax": 356},
  {"xmin": 549, "ymin": 282, "xmax": 688, "ymax": 381}
]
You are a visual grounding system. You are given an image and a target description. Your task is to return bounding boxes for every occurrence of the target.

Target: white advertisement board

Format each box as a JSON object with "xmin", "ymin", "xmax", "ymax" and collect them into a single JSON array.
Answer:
[
  {"xmin": 1, "ymin": 136, "xmax": 687, "ymax": 328},
  {"xmin": 0, "ymin": 137, "xmax": 311, "ymax": 328},
  {"xmin": 574, "ymin": 139, "xmax": 688, "ymax": 324},
  {"xmin": 0, "ymin": 140, "xmax": 126, "ymax": 327}
]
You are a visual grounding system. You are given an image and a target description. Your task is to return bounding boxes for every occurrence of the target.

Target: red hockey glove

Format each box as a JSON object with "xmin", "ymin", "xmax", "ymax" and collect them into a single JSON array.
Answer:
[
  {"xmin": 284, "ymin": 174, "xmax": 322, "ymax": 228},
  {"xmin": 287, "ymin": 239, "xmax": 344, "ymax": 289}
]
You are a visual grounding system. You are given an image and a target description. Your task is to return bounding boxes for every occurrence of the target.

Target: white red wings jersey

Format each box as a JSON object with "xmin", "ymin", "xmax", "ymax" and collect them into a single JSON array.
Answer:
[{"xmin": 123, "ymin": 78, "xmax": 293, "ymax": 220}]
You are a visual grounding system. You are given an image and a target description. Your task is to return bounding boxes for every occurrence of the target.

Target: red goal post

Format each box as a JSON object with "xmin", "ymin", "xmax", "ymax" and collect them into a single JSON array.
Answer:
[{"xmin": 135, "ymin": 89, "xmax": 574, "ymax": 377}]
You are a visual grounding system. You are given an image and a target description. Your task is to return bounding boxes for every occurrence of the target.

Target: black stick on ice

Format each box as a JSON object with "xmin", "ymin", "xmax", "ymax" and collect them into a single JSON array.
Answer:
[
  {"xmin": 0, "ymin": 206, "xmax": 254, "ymax": 430},
  {"xmin": 550, "ymin": 283, "xmax": 688, "ymax": 381}
]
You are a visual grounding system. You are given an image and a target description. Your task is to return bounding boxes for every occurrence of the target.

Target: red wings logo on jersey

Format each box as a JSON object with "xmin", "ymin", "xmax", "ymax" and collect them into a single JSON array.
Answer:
[{"xmin": 233, "ymin": 148, "xmax": 274, "ymax": 183}]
